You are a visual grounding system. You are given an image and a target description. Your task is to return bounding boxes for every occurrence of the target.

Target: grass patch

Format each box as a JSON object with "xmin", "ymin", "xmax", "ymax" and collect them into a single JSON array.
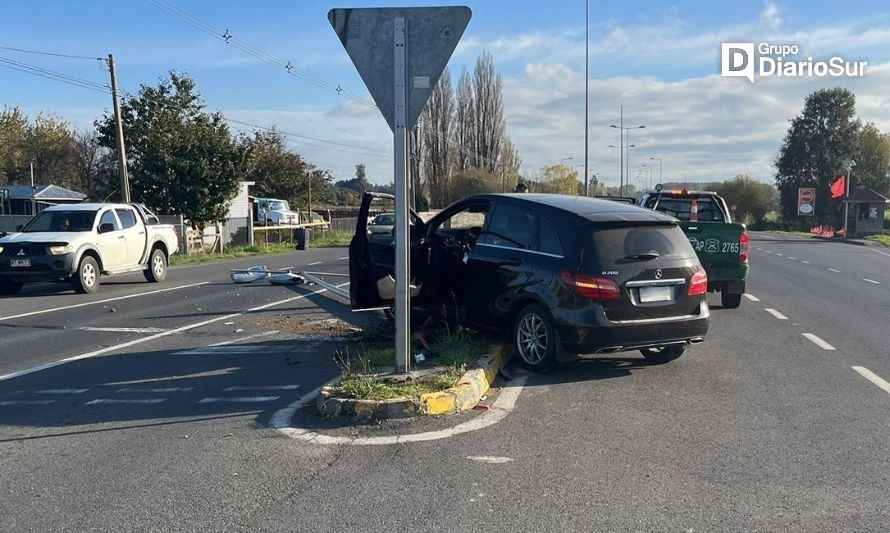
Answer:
[
  {"xmin": 169, "ymin": 231, "xmax": 353, "ymax": 266},
  {"xmin": 329, "ymin": 364, "xmax": 466, "ymax": 401},
  {"xmin": 770, "ymin": 230, "xmax": 817, "ymax": 238},
  {"xmin": 426, "ymin": 328, "xmax": 499, "ymax": 366},
  {"xmin": 866, "ymin": 233, "xmax": 890, "ymax": 247}
]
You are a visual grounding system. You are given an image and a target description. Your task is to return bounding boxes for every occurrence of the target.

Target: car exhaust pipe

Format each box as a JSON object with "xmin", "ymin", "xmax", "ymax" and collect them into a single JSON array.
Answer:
[{"xmin": 688, "ymin": 337, "xmax": 704, "ymax": 345}]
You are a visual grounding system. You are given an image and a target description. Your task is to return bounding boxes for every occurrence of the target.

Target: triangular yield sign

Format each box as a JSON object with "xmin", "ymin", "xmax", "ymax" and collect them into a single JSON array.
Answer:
[{"xmin": 329, "ymin": 7, "xmax": 472, "ymax": 132}]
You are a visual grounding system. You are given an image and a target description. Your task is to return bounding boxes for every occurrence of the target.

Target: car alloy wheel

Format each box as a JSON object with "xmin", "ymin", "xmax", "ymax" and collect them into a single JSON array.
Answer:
[
  {"xmin": 513, "ymin": 304, "xmax": 558, "ymax": 371},
  {"xmin": 73, "ymin": 256, "xmax": 100, "ymax": 294}
]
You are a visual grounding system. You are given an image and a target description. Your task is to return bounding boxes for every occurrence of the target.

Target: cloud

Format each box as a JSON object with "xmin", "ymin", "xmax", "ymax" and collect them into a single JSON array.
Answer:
[{"xmin": 760, "ymin": 1, "xmax": 782, "ymax": 31}]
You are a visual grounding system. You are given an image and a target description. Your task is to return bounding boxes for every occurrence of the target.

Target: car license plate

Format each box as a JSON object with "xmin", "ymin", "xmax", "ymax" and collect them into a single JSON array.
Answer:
[
  {"xmin": 10, "ymin": 259, "xmax": 31, "ymax": 267},
  {"xmin": 639, "ymin": 286, "xmax": 672, "ymax": 302}
]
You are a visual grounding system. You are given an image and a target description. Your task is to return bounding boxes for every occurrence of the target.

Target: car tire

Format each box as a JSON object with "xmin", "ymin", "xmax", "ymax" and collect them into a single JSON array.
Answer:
[
  {"xmin": 640, "ymin": 345, "xmax": 685, "ymax": 364},
  {"xmin": 0, "ymin": 279, "xmax": 23, "ymax": 295},
  {"xmin": 144, "ymin": 248, "xmax": 167, "ymax": 283},
  {"xmin": 72, "ymin": 256, "xmax": 100, "ymax": 294},
  {"xmin": 513, "ymin": 304, "xmax": 558, "ymax": 373},
  {"xmin": 721, "ymin": 291, "xmax": 742, "ymax": 309}
]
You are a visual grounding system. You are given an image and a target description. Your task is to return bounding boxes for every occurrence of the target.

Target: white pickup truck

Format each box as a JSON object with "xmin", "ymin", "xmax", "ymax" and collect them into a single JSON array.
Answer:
[{"xmin": 0, "ymin": 203, "xmax": 179, "ymax": 295}]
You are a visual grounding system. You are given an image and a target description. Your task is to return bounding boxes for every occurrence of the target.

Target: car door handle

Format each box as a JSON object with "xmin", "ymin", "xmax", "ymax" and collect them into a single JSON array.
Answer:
[
  {"xmin": 118, "ymin": 235, "xmax": 125, "ymax": 239},
  {"xmin": 138, "ymin": 231, "xmax": 145, "ymax": 235}
]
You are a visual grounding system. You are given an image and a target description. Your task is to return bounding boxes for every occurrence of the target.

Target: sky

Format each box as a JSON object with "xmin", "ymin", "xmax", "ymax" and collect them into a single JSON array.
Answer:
[{"xmin": 1, "ymin": 0, "xmax": 889, "ymax": 189}]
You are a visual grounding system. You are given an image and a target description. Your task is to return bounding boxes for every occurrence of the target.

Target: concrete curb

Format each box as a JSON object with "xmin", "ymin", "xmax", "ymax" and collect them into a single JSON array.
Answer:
[
  {"xmin": 316, "ymin": 343, "xmax": 513, "ymax": 420},
  {"xmin": 811, "ymin": 235, "xmax": 869, "ymax": 246}
]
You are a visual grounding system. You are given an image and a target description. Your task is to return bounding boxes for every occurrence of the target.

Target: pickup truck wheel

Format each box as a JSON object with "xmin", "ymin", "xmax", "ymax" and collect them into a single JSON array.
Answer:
[
  {"xmin": 641, "ymin": 345, "xmax": 685, "ymax": 364},
  {"xmin": 72, "ymin": 256, "xmax": 100, "ymax": 294},
  {"xmin": 0, "ymin": 279, "xmax": 23, "ymax": 295},
  {"xmin": 514, "ymin": 304, "xmax": 558, "ymax": 373},
  {"xmin": 144, "ymin": 248, "xmax": 167, "ymax": 283},
  {"xmin": 721, "ymin": 291, "xmax": 742, "ymax": 309}
]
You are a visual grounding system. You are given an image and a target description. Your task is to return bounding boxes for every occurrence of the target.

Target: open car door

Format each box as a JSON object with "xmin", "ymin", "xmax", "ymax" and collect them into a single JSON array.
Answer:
[{"xmin": 349, "ymin": 192, "xmax": 426, "ymax": 310}]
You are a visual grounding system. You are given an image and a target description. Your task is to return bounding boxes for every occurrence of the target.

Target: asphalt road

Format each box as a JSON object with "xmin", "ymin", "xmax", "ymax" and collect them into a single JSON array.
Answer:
[{"xmin": 1, "ymin": 236, "xmax": 888, "ymax": 531}]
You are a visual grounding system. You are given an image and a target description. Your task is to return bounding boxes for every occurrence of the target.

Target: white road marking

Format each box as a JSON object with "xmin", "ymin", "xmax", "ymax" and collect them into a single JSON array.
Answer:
[
  {"xmin": 107, "ymin": 368, "xmax": 238, "ymax": 386},
  {"xmin": 828, "ymin": 268, "xmax": 840, "ymax": 273},
  {"xmin": 198, "ymin": 396, "xmax": 280, "ymax": 403},
  {"xmin": 208, "ymin": 331, "xmax": 280, "ymax": 347},
  {"xmin": 775, "ymin": 253, "xmax": 784, "ymax": 256},
  {"xmin": 338, "ymin": 257, "xmax": 349, "ymax": 260},
  {"xmin": 788, "ymin": 256, "xmax": 796, "ymax": 260},
  {"xmin": 223, "ymin": 385, "xmax": 299, "ymax": 392},
  {"xmin": 0, "ymin": 282, "xmax": 210, "ymax": 322},
  {"xmin": 115, "ymin": 387, "xmax": 194, "ymax": 393},
  {"xmin": 86, "ymin": 398, "xmax": 165, "ymax": 405},
  {"xmin": 863, "ymin": 279, "xmax": 881, "ymax": 284},
  {"xmin": 0, "ymin": 400, "xmax": 56, "ymax": 406},
  {"xmin": 308, "ymin": 261, "xmax": 322, "ymax": 266},
  {"xmin": 872, "ymin": 249, "xmax": 890, "ymax": 258},
  {"xmin": 801, "ymin": 260, "xmax": 810, "ymax": 264},
  {"xmin": 765, "ymin": 308, "xmax": 788, "ymax": 320},
  {"xmin": 79, "ymin": 327, "xmax": 168, "ymax": 333},
  {"xmin": 466, "ymin": 456, "xmax": 514, "ymax": 464},
  {"xmin": 852, "ymin": 366, "xmax": 890, "ymax": 394},
  {"xmin": 765, "ymin": 250, "xmax": 773, "ymax": 254},
  {"xmin": 173, "ymin": 345, "xmax": 268, "ymax": 355},
  {"xmin": 756, "ymin": 247, "xmax": 763, "ymax": 250},
  {"xmin": 803, "ymin": 333, "xmax": 836, "ymax": 351},
  {"xmin": 35, "ymin": 389, "xmax": 89, "ymax": 394},
  {"xmin": 0, "ymin": 284, "xmax": 347, "ymax": 383},
  {"xmin": 743, "ymin": 293, "xmax": 760, "ymax": 302},
  {"xmin": 272, "ymin": 377, "xmax": 528, "ymax": 446}
]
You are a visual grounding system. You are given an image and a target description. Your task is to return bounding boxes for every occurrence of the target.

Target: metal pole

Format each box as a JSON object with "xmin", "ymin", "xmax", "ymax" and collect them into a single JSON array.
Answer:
[
  {"xmin": 393, "ymin": 17, "xmax": 410, "ymax": 374},
  {"xmin": 619, "ymin": 105, "xmax": 624, "ymax": 196},
  {"xmin": 583, "ymin": 0, "xmax": 589, "ymax": 197},
  {"xmin": 108, "ymin": 54, "xmax": 130, "ymax": 203},
  {"xmin": 843, "ymin": 166, "xmax": 852, "ymax": 239},
  {"xmin": 30, "ymin": 161, "xmax": 35, "ymax": 215}
]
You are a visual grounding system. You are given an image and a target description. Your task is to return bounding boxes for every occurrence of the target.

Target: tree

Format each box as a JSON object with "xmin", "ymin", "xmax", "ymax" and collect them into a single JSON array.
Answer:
[
  {"xmin": 0, "ymin": 106, "xmax": 27, "ymax": 184},
  {"xmin": 454, "ymin": 68, "xmax": 475, "ymax": 172},
  {"xmin": 534, "ymin": 164, "xmax": 581, "ymax": 195},
  {"xmin": 95, "ymin": 72, "xmax": 247, "ymax": 223},
  {"xmin": 445, "ymin": 168, "xmax": 500, "ymax": 204},
  {"xmin": 336, "ymin": 163, "xmax": 371, "ymax": 194},
  {"xmin": 852, "ymin": 123, "xmax": 890, "ymax": 195},
  {"xmin": 421, "ymin": 69, "xmax": 455, "ymax": 208},
  {"xmin": 714, "ymin": 175, "xmax": 777, "ymax": 224},
  {"xmin": 472, "ymin": 52, "xmax": 505, "ymax": 173},
  {"xmin": 242, "ymin": 129, "xmax": 323, "ymax": 211},
  {"xmin": 22, "ymin": 114, "xmax": 79, "ymax": 190},
  {"xmin": 498, "ymin": 137, "xmax": 522, "ymax": 193},
  {"xmin": 775, "ymin": 88, "xmax": 860, "ymax": 223}
]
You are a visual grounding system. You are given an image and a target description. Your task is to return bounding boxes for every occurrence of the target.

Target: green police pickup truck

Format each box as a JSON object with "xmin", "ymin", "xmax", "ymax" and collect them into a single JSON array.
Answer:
[{"xmin": 640, "ymin": 188, "xmax": 750, "ymax": 308}]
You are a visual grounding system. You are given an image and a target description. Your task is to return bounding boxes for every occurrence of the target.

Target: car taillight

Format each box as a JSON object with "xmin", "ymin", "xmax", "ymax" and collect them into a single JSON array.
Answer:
[
  {"xmin": 739, "ymin": 231, "xmax": 750, "ymax": 263},
  {"xmin": 688, "ymin": 269, "xmax": 708, "ymax": 296},
  {"xmin": 561, "ymin": 270, "xmax": 621, "ymax": 301}
]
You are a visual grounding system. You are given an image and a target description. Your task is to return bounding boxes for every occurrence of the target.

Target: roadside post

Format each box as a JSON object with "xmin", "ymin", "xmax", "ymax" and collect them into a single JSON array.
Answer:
[{"xmin": 329, "ymin": 6, "xmax": 471, "ymax": 373}]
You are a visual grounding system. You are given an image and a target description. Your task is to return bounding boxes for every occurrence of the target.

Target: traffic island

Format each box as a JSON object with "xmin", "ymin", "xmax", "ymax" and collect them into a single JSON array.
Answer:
[{"xmin": 316, "ymin": 343, "xmax": 512, "ymax": 420}]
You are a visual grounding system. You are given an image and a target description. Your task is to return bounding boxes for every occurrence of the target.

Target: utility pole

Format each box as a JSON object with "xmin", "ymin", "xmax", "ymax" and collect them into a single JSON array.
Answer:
[
  {"xmin": 619, "ymin": 105, "xmax": 623, "ymax": 195},
  {"xmin": 30, "ymin": 161, "xmax": 36, "ymax": 215},
  {"xmin": 583, "ymin": 0, "xmax": 589, "ymax": 197},
  {"xmin": 108, "ymin": 54, "xmax": 130, "ymax": 203},
  {"xmin": 842, "ymin": 160, "xmax": 856, "ymax": 239}
]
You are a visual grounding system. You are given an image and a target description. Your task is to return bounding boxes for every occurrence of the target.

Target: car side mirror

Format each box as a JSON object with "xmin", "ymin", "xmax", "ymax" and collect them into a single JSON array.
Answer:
[
  {"xmin": 16, "ymin": 225, "xmax": 23, "ymax": 232},
  {"xmin": 99, "ymin": 223, "xmax": 115, "ymax": 234}
]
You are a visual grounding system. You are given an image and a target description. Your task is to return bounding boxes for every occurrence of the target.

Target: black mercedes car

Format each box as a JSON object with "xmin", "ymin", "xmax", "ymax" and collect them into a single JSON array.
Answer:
[{"xmin": 350, "ymin": 192, "xmax": 709, "ymax": 371}]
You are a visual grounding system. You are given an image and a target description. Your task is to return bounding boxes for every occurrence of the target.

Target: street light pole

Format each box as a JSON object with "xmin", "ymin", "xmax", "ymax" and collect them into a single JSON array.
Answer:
[
  {"xmin": 611, "ymin": 109, "xmax": 645, "ymax": 196},
  {"xmin": 650, "ymin": 157, "xmax": 663, "ymax": 186},
  {"xmin": 842, "ymin": 160, "xmax": 856, "ymax": 239},
  {"xmin": 584, "ymin": 0, "xmax": 589, "ymax": 197}
]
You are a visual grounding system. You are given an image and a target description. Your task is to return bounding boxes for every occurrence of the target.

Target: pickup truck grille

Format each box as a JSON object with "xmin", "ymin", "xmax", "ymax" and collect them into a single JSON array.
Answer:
[{"xmin": 0, "ymin": 244, "xmax": 45, "ymax": 257}]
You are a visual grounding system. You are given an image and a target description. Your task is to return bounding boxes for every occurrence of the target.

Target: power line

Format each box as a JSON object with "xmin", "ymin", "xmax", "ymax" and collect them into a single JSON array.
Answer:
[
  {"xmin": 0, "ymin": 45, "xmax": 103, "ymax": 61},
  {"xmin": 144, "ymin": 0, "xmax": 372, "ymax": 105},
  {"xmin": 0, "ymin": 56, "xmax": 109, "ymax": 93}
]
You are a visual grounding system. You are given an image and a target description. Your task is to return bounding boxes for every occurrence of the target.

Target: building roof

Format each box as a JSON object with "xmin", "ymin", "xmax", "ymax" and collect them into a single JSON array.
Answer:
[
  {"xmin": 1, "ymin": 184, "xmax": 86, "ymax": 201},
  {"xmin": 844, "ymin": 188, "xmax": 890, "ymax": 204}
]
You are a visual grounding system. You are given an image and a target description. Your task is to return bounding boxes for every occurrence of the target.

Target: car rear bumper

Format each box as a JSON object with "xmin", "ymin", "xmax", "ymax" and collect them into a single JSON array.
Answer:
[
  {"xmin": 0, "ymin": 253, "xmax": 75, "ymax": 282},
  {"xmin": 554, "ymin": 301, "xmax": 710, "ymax": 358}
]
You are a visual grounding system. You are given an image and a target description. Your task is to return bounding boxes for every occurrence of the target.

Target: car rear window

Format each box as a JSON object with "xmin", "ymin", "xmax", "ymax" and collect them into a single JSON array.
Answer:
[
  {"xmin": 642, "ymin": 196, "xmax": 726, "ymax": 222},
  {"xmin": 581, "ymin": 224, "xmax": 695, "ymax": 263}
]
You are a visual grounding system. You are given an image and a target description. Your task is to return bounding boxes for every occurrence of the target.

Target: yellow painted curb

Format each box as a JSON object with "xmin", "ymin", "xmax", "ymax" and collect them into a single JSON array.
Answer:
[{"xmin": 420, "ymin": 344, "xmax": 512, "ymax": 415}]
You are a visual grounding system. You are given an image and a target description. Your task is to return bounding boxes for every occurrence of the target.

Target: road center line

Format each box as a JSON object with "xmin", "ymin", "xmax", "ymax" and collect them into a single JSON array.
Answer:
[
  {"xmin": 86, "ymin": 398, "xmax": 165, "ymax": 405},
  {"xmin": 765, "ymin": 250, "xmax": 773, "ymax": 254},
  {"xmin": 115, "ymin": 387, "xmax": 194, "ymax": 393},
  {"xmin": 308, "ymin": 261, "xmax": 322, "ymax": 266},
  {"xmin": 803, "ymin": 333, "xmax": 836, "ymax": 351},
  {"xmin": 851, "ymin": 366, "xmax": 890, "ymax": 394},
  {"xmin": 0, "ymin": 282, "xmax": 210, "ymax": 322},
  {"xmin": 775, "ymin": 253, "xmax": 784, "ymax": 256},
  {"xmin": 765, "ymin": 308, "xmax": 788, "ymax": 320},
  {"xmin": 80, "ymin": 327, "xmax": 168, "ymax": 333},
  {"xmin": 801, "ymin": 260, "xmax": 810, "ymax": 264},
  {"xmin": 863, "ymin": 279, "xmax": 881, "ymax": 284},
  {"xmin": 0, "ymin": 284, "xmax": 346, "ymax": 383},
  {"xmin": 272, "ymin": 377, "xmax": 528, "ymax": 446},
  {"xmin": 743, "ymin": 293, "xmax": 760, "ymax": 302},
  {"xmin": 35, "ymin": 389, "xmax": 89, "ymax": 394},
  {"xmin": 338, "ymin": 257, "xmax": 349, "ymax": 260},
  {"xmin": 828, "ymin": 268, "xmax": 840, "ymax": 273},
  {"xmin": 0, "ymin": 400, "xmax": 56, "ymax": 406}
]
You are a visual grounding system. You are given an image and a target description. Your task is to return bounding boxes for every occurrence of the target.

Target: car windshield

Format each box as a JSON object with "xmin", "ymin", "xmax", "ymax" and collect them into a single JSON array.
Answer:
[
  {"xmin": 22, "ymin": 210, "xmax": 97, "ymax": 232},
  {"xmin": 644, "ymin": 196, "xmax": 726, "ymax": 222},
  {"xmin": 269, "ymin": 201, "xmax": 289, "ymax": 211}
]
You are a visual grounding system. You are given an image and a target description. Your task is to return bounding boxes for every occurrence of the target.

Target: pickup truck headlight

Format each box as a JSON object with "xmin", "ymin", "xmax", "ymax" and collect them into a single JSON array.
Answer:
[
  {"xmin": 0, "ymin": 245, "xmax": 4, "ymax": 255},
  {"xmin": 48, "ymin": 244, "xmax": 71, "ymax": 255}
]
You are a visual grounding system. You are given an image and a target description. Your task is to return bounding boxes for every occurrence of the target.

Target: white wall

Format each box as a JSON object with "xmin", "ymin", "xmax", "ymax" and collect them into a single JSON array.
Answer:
[{"xmin": 227, "ymin": 182, "xmax": 253, "ymax": 219}]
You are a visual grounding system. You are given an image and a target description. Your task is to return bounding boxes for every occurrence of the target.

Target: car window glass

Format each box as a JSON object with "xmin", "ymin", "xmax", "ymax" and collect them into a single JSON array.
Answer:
[
  {"xmin": 481, "ymin": 203, "xmax": 536, "ymax": 249},
  {"xmin": 583, "ymin": 225, "xmax": 694, "ymax": 264},
  {"xmin": 99, "ymin": 210, "xmax": 121, "ymax": 231},
  {"xmin": 437, "ymin": 205, "xmax": 489, "ymax": 232},
  {"xmin": 115, "ymin": 208, "xmax": 138, "ymax": 229},
  {"xmin": 539, "ymin": 217, "xmax": 563, "ymax": 256},
  {"xmin": 644, "ymin": 196, "xmax": 725, "ymax": 222}
]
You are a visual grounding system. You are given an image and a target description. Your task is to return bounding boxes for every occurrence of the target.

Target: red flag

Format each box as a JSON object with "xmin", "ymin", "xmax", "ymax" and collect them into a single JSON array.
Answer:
[{"xmin": 830, "ymin": 176, "xmax": 846, "ymax": 198}]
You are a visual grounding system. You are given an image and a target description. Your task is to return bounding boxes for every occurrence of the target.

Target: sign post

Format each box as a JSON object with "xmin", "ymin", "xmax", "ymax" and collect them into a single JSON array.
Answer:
[
  {"xmin": 329, "ymin": 7, "xmax": 471, "ymax": 373},
  {"xmin": 797, "ymin": 187, "xmax": 815, "ymax": 216}
]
